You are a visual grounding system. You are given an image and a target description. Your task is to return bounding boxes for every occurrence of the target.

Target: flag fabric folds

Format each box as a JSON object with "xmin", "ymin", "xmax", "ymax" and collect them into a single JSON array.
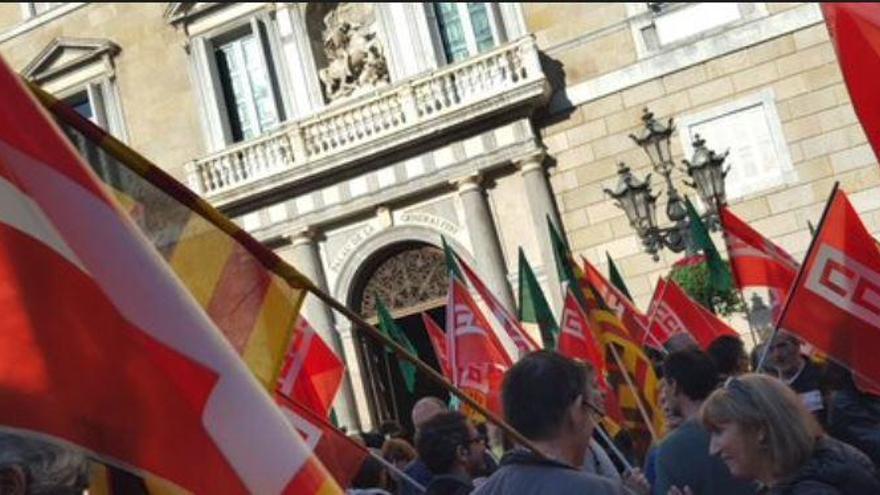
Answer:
[
  {"xmin": 648, "ymin": 278, "xmax": 739, "ymax": 350},
  {"xmin": 823, "ymin": 4, "xmax": 880, "ymax": 163},
  {"xmin": 517, "ymin": 248, "xmax": 560, "ymax": 349},
  {"xmin": 377, "ymin": 298, "xmax": 418, "ymax": 394},
  {"xmin": 720, "ymin": 206, "xmax": 799, "ymax": 295},
  {"xmin": 546, "ymin": 220, "xmax": 663, "ymax": 449},
  {"xmin": 607, "ymin": 252, "xmax": 634, "ymax": 301},
  {"xmin": 777, "ymin": 187, "xmax": 880, "ymax": 392},
  {"xmin": 558, "ymin": 288, "xmax": 606, "ymax": 373},
  {"xmin": 686, "ymin": 198, "xmax": 733, "ymax": 294},
  {"xmin": 276, "ymin": 394, "xmax": 369, "ymax": 489},
  {"xmin": 0, "ymin": 57, "xmax": 338, "ymax": 493},
  {"xmin": 457, "ymin": 252, "xmax": 541, "ymax": 355},
  {"xmin": 278, "ymin": 317, "xmax": 345, "ymax": 419},
  {"xmin": 422, "ymin": 313, "xmax": 451, "ymax": 379},
  {"xmin": 583, "ymin": 257, "xmax": 654, "ymax": 349},
  {"xmin": 35, "ymin": 85, "xmax": 310, "ymax": 394}
]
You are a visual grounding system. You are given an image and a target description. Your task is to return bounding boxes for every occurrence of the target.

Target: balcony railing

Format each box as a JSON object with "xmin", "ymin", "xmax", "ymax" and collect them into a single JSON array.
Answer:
[{"xmin": 185, "ymin": 35, "xmax": 549, "ymax": 203}]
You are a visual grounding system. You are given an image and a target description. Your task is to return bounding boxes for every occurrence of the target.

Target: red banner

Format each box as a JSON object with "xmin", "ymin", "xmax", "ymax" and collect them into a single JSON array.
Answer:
[
  {"xmin": 278, "ymin": 318, "xmax": 345, "ymax": 419},
  {"xmin": 583, "ymin": 257, "xmax": 654, "ymax": 348},
  {"xmin": 778, "ymin": 189, "xmax": 880, "ymax": 393},
  {"xmin": 721, "ymin": 207, "xmax": 798, "ymax": 294},
  {"xmin": 648, "ymin": 279, "xmax": 738, "ymax": 349},
  {"xmin": 422, "ymin": 312, "xmax": 451, "ymax": 379}
]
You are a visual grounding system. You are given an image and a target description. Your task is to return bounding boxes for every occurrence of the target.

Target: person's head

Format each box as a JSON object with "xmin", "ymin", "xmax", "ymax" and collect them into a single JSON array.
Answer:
[
  {"xmin": 379, "ymin": 420, "xmax": 405, "ymax": 440},
  {"xmin": 502, "ymin": 351, "xmax": 598, "ymax": 451},
  {"xmin": 665, "ymin": 332, "xmax": 699, "ymax": 353},
  {"xmin": 662, "ymin": 349, "xmax": 719, "ymax": 418},
  {"xmin": 351, "ymin": 449, "xmax": 390, "ymax": 490},
  {"xmin": 767, "ymin": 331, "xmax": 802, "ymax": 372},
  {"xmin": 381, "ymin": 438, "xmax": 417, "ymax": 471},
  {"xmin": 708, "ymin": 335, "xmax": 749, "ymax": 378},
  {"xmin": 0, "ymin": 432, "xmax": 88, "ymax": 495},
  {"xmin": 415, "ymin": 412, "xmax": 485, "ymax": 477},
  {"xmin": 411, "ymin": 396, "xmax": 447, "ymax": 432},
  {"xmin": 701, "ymin": 373, "xmax": 820, "ymax": 483}
]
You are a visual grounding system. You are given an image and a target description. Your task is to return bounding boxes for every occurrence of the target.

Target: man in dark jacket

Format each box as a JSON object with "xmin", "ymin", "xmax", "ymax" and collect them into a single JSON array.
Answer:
[
  {"xmin": 652, "ymin": 350, "xmax": 756, "ymax": 495},
  {"xmin": 473, "ymin": 351, "xmax": 621, "ymax": 495},
  {"xmin": 401, "ymin": 396, "xmax": 448, "ymax": 495},
  {"xmin": 416, "ymin": 411, "xmax": 485, "ymax": 495}
]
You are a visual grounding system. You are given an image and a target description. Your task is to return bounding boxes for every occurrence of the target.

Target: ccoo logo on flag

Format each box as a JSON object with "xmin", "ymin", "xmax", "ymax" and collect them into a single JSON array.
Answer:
[{"xmin": 805, "ymin": 244, "xmax": 880, "ymax": 328}]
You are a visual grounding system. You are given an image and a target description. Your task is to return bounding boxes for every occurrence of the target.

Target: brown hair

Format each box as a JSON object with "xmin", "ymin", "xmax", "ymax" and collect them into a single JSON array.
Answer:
[
  {"xmin": 700, "ymin": 373, "xmax": 820, "ymax": 478},
  {"xmin": 381, "ymin": 437, "xmax": 417, "ymax": 465}
]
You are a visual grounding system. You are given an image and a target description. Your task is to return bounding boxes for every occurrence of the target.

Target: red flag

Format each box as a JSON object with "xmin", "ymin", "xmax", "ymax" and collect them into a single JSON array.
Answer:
[
  {"xmin": 720, "ymin": 207, "xmax": 799, "ymax": 293},
  {"xmin": 648, "ymin": 279, "xmax": 738, "ymax": 350},
  {"xmin": 446, "ymin": 278, "xmax": 513, "ymax": 418},
  {"xmin": 0, "ymin": 56, "xmax": 338, "ymax": 493},
  {"xmin": 278, "ymin": 317, "xmax": 345, "ymax": 419},
  {"xmin": 777, "ymin": 187, "xmax": 880, "ymax": 392},
  {"xmin": 276, "ymin": 394, "xmax": 369, "ymax": 489},
  {"xmin": 558, "ymin": 288, "xmax": 606, "ymax": 372},
  {"xmin": 583, "ymin": 257, "xmax": 655, "ymax": 348},
  {"xmin": 823, "ymin": 4, "xmax": 880, "ymax": 163},
  {"xmin": 457, "ymin": 254, "xmax": 540, "ymax": 354},
  {"xmin": 422, "ymin": 313, "xmax": 451, "ymax": 379}
]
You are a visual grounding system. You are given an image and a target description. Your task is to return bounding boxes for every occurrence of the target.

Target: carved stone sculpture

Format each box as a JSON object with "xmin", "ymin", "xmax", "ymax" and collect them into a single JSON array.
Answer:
[{"xmin": 317, "ymin": 6, "xmax": 389, "ymax": 103}]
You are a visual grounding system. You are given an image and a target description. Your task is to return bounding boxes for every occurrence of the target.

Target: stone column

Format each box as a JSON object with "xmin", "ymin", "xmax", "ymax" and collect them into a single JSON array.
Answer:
[
  {"xmin": 454, "ymin": 174, "xmax": 516, "ymax": 311},
  {"xmin": 290, "ymin": 228, "xmax": 360, "ymax": 431},
  {"xmin": 517, "ymin": 152, "xmax": 563, "ymax": 311}
]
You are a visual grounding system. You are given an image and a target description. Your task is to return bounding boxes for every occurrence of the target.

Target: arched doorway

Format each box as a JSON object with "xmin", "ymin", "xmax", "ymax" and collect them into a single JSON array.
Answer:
[{"xmin": 349, "ymin": 241, "xmax": 449, "ymax": 434}]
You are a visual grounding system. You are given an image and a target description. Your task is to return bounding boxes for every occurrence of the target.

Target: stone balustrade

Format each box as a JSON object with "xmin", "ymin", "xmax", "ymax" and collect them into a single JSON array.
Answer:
[{"xmin": 186, "ymin": 35, "xmax": 548, "ymax": 202}]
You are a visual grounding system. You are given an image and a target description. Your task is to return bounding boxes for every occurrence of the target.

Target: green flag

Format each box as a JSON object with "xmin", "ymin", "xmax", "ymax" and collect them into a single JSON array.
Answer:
[
  {"xmin": 441, "ymin": 235, "xmax": 464, "ymax": 281},
  {"xmin": 606, "ymin": 251, "xmax": 633, "ymax": 301},
  {"xmin": 685, "ymin": 197, "xmax": 733, "ymax": 294},
  {"xmin": 518, "ymin": 248, "xmax": 560, "ymax": 350},
  {"xmin": 376, "ymin": 298, "xmax": 418, "ymax": 394},
  {"xmin": 546, "ymin": 216, "xmax": 589, "ymax": 310}
]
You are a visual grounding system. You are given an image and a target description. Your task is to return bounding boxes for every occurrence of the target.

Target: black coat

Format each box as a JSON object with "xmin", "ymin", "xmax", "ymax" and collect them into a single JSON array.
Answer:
[{"xmin": 768, "ymin": 437, "xmax": 880, "ymax": 495}]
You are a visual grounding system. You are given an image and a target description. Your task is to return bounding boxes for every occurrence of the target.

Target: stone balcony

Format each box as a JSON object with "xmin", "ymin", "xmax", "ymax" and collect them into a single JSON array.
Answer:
[{"xmin": 184, "ymin": 35, "xmax": 550, "ymax": 209}]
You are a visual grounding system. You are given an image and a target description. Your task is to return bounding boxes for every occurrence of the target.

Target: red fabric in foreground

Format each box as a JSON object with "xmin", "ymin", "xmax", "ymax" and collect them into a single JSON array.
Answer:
[{"xmin": 824, "ymin": 3, "xmax": 880, "ymax": 164}]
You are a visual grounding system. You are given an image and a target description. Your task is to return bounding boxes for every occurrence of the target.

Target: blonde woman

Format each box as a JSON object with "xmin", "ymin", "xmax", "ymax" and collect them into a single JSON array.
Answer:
[{"xmin": 688, "ymin": 373, "xmax": 880, "ymax": 495}]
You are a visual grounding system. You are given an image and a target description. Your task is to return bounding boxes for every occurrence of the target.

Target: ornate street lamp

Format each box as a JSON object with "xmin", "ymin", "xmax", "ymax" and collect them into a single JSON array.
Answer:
[{"xmin": 604, "ymin": 108, "xmax": 730, "ymax": 261}]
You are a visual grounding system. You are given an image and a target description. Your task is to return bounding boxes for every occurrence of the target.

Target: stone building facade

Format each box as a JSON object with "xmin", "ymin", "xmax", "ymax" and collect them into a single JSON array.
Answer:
[{"xmin": 2, "ymin": 2, "xmax": 876, "ymax": 432}]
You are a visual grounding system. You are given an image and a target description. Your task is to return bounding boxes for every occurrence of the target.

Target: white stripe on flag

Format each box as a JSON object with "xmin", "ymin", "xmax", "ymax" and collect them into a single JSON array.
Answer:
[{"xmin": 0, "ymin": 138, "xmax": 310, "ymax": 493}]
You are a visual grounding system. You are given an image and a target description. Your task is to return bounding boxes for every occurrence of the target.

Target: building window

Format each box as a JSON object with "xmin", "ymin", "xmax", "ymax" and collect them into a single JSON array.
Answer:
[
  {"xmin": 187, "ymin": 12, "xmax": 290, "ymax": 150},
  {"xmin": 23, "ymin": 38, "xmax": 127, "ymax": 140},
  {"xmin": 21, "ymin": 2, "xmax": 62, "ymax": 19},
  {"xmin": 214, "ymin": 27, "xmax": 282, "ymax": 142},
  {"xmin": 628, "ymin": 3, "xmax": 768, "ymax": 57},
  {"xmin": 432, "ymin": 3, "xmax": 502, "ymax": 63},
  {"xmin": 679, "ymin": 90, "xmax": 794, "ymax": 200}
]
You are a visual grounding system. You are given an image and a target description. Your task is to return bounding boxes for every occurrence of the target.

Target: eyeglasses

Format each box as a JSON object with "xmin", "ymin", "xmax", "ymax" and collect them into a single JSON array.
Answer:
[{"xmin": 581, "ymin": 397, "xmax": 605, "ymax": 418}]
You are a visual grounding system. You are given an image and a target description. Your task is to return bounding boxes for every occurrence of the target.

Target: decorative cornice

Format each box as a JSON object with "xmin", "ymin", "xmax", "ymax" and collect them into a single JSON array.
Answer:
[{"xmin": 23, "ymin": 37, "xmax": 120, "ymax": 83}]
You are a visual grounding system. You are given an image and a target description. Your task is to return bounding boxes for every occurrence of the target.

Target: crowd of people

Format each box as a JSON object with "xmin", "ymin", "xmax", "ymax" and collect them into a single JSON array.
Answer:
[
  {"xmin": 0, "ymin": 332, "xmax": 878, "ymax": 494},
  {"xmin": 344, "ymin": 331, "xmax": 880, "ymax": 495}
]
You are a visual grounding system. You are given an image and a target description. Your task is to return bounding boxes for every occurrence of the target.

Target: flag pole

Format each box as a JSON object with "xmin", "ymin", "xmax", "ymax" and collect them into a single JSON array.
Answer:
[
  {"xmin": 756, "ymin": 182, "xmax": 840, "ymax": 372},
  {"xmin": 595, "ymin": 425, "xmax": 633, "ymax": 472},
  {"xmin": 304, "ymin": 284, "xmax": 546, "ymax": 458},
  {"xmin": 607, "ymin": 343, "xmax": 658, "ymax": 441},
  {"xmin": 716, "ymin": 205, "xmax": 760, "ymax": 348}
]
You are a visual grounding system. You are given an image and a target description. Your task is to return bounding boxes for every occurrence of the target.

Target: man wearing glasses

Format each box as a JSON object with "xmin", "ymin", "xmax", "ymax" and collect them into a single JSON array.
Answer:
[
  {"xmin": 415, "ymin": 411, "xmax": 487, "ymax": 495},
  {"xmin": 473, "ymin": 351, "xmax": 621, "ymax": 494}
]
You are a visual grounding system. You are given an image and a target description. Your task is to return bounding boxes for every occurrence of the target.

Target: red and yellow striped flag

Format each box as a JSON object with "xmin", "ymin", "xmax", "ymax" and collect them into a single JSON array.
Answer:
[{"xmin": 31, "ymin": 86, "xmax": 339, "ymax": 494}]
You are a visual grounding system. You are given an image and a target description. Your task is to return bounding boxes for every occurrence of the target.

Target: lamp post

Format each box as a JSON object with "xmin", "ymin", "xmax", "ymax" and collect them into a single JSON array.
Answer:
[{"xmin": 604, "ymin": 108, "xmax": 730, "ymax": 261}]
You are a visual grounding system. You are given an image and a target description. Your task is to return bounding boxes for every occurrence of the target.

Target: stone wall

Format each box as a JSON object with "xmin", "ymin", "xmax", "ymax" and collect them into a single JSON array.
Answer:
[{"xmin": 532, "ymin": 4, "xmax": 880, "ymax": 319}]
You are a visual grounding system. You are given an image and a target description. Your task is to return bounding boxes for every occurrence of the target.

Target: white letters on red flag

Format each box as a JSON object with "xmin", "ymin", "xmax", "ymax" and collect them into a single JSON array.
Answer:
[
  {"xmin": 421, "ymin": 312, "xmax": 451, "ymax": 379},
  {"xmin": 457, "ymin": 254, "xmax": 540, "ymax": 354},
  {"xmin": 583, "ymin": 257, "xmax": 653, "ymax": 348},
  {"xmin": 720, "ymin": 207, "xmax": 799, "ymax": 294},
  {"xmin": 0, "ymin": 57, "xmax": 338, "ymax": 493},
  {"xmin": 649, "ymin": 278, "xmax": 739, "ymax": 350},
  {"xmin": 277, "ymin": 317, "xmax": 345, "ymax": 419},
  {"xmin": 446, "ymin": 279, "xmax": 513, "ymax": 417},
  {"xmin": 778, "ymin": 188, "xmax": 880, "ymax": 392}
]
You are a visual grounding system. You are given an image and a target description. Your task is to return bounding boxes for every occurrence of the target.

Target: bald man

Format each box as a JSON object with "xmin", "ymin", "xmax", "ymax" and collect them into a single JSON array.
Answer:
[{"xmin": 401, "ymin": 396, "xmax": 448, "ymax": 495}]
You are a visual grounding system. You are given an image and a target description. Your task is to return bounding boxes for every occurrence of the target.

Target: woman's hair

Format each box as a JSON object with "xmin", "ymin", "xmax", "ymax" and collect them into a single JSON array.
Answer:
[
  {"xmin": 381, "ymin": 437, "xmax": 416, "ymax": 465},
  {"xmin": 700, "ymin": 373, "xmax": 821, "ymax": 478}
]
